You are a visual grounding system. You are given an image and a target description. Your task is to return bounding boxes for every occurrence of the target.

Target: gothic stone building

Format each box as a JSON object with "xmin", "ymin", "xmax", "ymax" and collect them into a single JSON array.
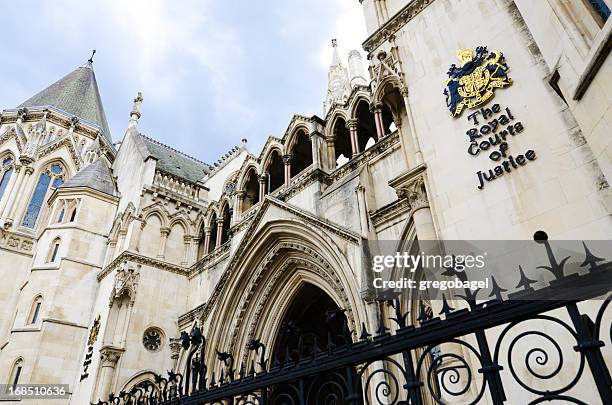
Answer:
[{"xmin": 0, "ymin": 0, "xmax": 611, "ymax": 404}]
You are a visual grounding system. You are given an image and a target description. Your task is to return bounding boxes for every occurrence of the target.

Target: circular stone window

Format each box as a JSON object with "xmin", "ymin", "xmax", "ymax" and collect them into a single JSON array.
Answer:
[{"xmin": 143, "ymin": 327, "xmax": 164, "ymax": 352}]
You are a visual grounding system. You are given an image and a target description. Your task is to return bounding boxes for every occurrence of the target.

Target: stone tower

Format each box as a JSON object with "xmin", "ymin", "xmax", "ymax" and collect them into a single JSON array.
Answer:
[{"xmin": 0, "ymin": 59, "xmax": 117, "ymax": 400}]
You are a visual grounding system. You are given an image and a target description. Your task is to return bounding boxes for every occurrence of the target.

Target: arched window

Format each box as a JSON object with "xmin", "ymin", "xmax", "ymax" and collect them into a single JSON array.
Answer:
[
  {"xmin": 8, "ymin": 358, "xmax": 23, "ymax": 388},
  {"xmin": 220, "ymin": 203, "xmax": 231, "ymax": 244},
  {"xmin": 0, "ymin": 156, "xmax": 14, "ymax": 201},
  {"xmin": 69, "ymin": 208, "xmax": 77, "ymax": 222},
  {"xmin": 332, "ymin": 117, "xmax": 351, "ymax": 168},
  {"xmin": 355, "ymin": 100, "xmax": 378, "ymax": 151},
  {"xmin": 57, "ymin": 208, "xmax": 65, "ymax": 223},
  {"xmin": 28, "ymin": 296, "xmax": 43, "ymax": 324},
  {"xmin": 208, "ymin": 213, "xmax": 218, "ymax": 253},
  {"xmin": 241, "ymin": 168, "xmax": 260, "ymax": 212},
  {"xmin": 22, "ymin": 163, "xmax": 65, "ymax": 228},
  {"xmin": 289, "ymin": 130, "xmax": 313, "ymax": 178},
  {"xmin": 264, "ymin": 150, "xmax": 284, "ymax": 194},
  {"xmin": 47, "ymin": 238, "xmax": 61, "ymax": 263}
]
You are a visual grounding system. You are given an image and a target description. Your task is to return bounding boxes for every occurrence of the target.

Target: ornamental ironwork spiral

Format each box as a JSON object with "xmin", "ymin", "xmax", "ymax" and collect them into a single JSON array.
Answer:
[
  {"xmin": 416, "ymin": 338, "xmax": 486, "ymax": 405},
  {"xmin": 494, "ymin": 315, "xmax": 585, "ymax": 396},
  {"xmin": 357, "ymin": 357, "xmax": 406, "ymax": 405},
  {"xmin": 306, "ymin": 371, "xmax": 348, "ymax": 405}
]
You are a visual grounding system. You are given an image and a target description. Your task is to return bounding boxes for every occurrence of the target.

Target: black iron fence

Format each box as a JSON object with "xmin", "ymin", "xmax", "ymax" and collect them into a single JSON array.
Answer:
[{"xmin": 95, "ymin": 239, "xmax": 612, "ymax": 405}]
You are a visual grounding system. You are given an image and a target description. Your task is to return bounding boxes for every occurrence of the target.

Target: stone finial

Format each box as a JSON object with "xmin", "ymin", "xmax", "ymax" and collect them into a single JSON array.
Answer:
[{"xmin": 128, "ymin": 92, "xmax": 143, "ymax": 129}]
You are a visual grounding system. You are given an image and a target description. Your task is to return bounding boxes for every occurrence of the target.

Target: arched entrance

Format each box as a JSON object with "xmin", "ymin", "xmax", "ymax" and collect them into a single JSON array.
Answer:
[
  {"xmin": 271, "ymin": 284, "xmax": 349, "ymax": 363},
  {"xmin": 268, "ymin": 283, "xmax": 362, "ymax": 404}
]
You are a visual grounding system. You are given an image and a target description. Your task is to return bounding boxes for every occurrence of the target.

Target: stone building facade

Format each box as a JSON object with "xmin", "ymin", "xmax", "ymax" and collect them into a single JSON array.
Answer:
[{"xmin": 0, "ymin": 0, "xmax": 610, "ymax": 403}]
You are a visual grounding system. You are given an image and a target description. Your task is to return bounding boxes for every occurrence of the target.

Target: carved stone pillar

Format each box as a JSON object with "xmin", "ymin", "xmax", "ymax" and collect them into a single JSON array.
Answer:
[
  {"xmin": 389, "ymin": 165, "xmax": 436, "ymax": 240},
  {"xmin": 347, "ymin": 119, "xmax": 360, "ymax": 156},
  {"xmin": 96, "ymin": 346, "xmax": 124, "ymax": 402},
  {"xmin": 128, "ymin": 218, "xmax": 144, "ymax": 252},
  {"xmin": 355, "ymin": 184, "xmax": 369, "ymax": 237},
  {"xmin": 157, "ymin": 227, "xmax": 170, "ymax": 259},
  {"xmin": 309, "ymin": 131, "xmax": 323, "ymax": 170},
  {"xmin": 169, "ymin": 338, "xmax": 182, "ymax": 371},
  {"xmin": 0, "ymin": 163, "xmax": 20, "ymax": 216},
  {"xmin": 400, "ymin": 86, "xmax": 424, "ymax": 165},
  {"xmin": 104, "ymin": 240, "xmax": 117, "ymax": 267},
  {"xmin": 182, "ymin": 235, "xmax": 191, "ymax": 265},
  {"xmin": 371, "ymin": 103, "xmax": 384, "ymax": 140},
  {"xmin": 326, "ymin": 136, "xmax": 336, "ymax": 171},
  {"xmin": 215, "ymin": 218, "xmax": 224, "ymax": 248},
  {"xmin": 283, "ymin": 154, "xmax": 292, "ymax": 187},
  {"xmin": 189, "ymin": 237, "xmax": 199, "ymax": 264},
  {"xmin": 203, "ymin": 227, "xmax": 212, "ymax": 254},
  {"xmin": 2, "ymin": 164, "xmax": 31, "ymax": 225},
  {"xmin": 116, "ymin": 230, "xmax": 127, "ymax": 254},
  {"xmin": 258, "ymin": 173, "xmax": 267, "ymax": 202},
  {"xmin": 234, "ymin": 191, "xmax": 245, "ymax": 222}
]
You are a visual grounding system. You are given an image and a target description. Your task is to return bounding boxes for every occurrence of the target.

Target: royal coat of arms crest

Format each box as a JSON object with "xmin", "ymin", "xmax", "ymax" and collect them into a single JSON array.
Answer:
[{"xmin": 444, "ymin": 46, "xmax": 512, "ymax": 117}]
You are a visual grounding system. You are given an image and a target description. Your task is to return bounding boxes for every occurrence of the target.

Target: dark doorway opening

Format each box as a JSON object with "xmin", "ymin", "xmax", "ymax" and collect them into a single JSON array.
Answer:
[{"xmin": 269, "ymin": 283, "xmax": 362, "ymax": 404}]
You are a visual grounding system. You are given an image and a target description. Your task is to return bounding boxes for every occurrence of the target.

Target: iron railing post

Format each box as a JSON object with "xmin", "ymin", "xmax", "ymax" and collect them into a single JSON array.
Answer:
[
  {"xmin": 566, "ymin": 302, "xmax": 612, "ymax": 403},
  {"xmin": 402, "ymin": 349, "xmax": 423, "ymax": 405},
  {"xmin": 474, "ymin": 329, "xmax": 506, "ymax": 404}
]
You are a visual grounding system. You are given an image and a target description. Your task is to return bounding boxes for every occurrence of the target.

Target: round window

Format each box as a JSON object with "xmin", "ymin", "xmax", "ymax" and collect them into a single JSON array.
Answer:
[{"xmin": 143, "ymin": 327, "xmax": 164, "ymax": 352}]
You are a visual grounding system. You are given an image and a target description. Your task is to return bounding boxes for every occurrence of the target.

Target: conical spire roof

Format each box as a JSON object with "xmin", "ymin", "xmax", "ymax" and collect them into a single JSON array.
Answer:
[
  {"xmin": 18, "ymin": 61, "xmax": 112, "ymax": 142},
  {"xmin": 59, "ymin": 159, "xmax": 116, "ymax": 196}
]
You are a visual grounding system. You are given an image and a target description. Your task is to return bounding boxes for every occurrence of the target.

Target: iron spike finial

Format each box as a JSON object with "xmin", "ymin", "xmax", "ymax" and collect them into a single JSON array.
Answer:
[
  {"xmin": 88, "ymin": 49, "xmax": 96, "ymax": 64},
  {"xmin": 515, "ymin": 265, "xmax": 537, "ymax": 291},
  {"xmin": 488, "ymin": 276, "xmax": 508, "ymax": 301}
]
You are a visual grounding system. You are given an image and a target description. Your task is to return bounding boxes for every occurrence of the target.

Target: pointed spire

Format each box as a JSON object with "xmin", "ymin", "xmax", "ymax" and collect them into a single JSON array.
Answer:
[
  {"xmin": 331, "ymin": 39, "xmax": 341, "ymax": 66},
  {"xmin": 18, "ymin": 59, "xmax": 112, "ymax": 143}
]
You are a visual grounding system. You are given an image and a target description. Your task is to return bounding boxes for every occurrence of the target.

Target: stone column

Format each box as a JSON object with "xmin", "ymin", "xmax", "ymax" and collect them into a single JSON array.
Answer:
[
  {"xmin": 0, "ymin": 163, "xmax": 20, "ymax": 215},
  {"xmin": 215, "ymin": 218, "xmax": 224, "ymax": 248},
  {"xmin": 157, "ymin": 227, "xmax": 170, "ymax": 259},
  {"xmin": 182, "ymin": 235, "xmax": 191, "ymax": 265},
  {"xmin": 347, "ymin": 119, "xmax": 360, "ymax": 156},
  {"xmin": 104, "ymin": 240, "xmax": 117, "ymax": 267},
  {"xmin": 234, "ymin": 191, "xmax": 245, "ymax": 222},
  {"xmin": 189, "ymin": 237, "xmax": 199, "ymax": 264},
  {"xmin": 116, "ymin": 230, "xmax": 127, "ymax": 254},
  {"xmin": 400, "ymin": 86, "xmax": 424, "ymax": 165},
  {"xmin": 371, "ymin": 104, "xmax": 384, "ymax": 140},
  {"xmin": 96, "ymin": 347, "xmax": 123, "ymax": 402},
  {"xmin": 326, "ymin": 136, "xmax": 336, "ymax": 171},
  {"xmin": 203, "ymin": 227, "xmax": 212, "ymax": 254},
  {"xmin": 258, "ymin": 173, "xmax": 267, "ymax": 202},
  {"xmin": 128, "ymin": 218, "xmax": 145, "ymax": 252},
  {"xmin": 6, "ymin": 164, "xmax": 34, "ymax": 226},
  {"xmin": 355, "ymin": 184, "xmax": 369, "ymax": 237},
  {"xmin": 283, "ymin": 154, "xmax": 292, "ymax": 187},
  {"xmin": 0, "ymin": 164, "xmax": 25, "ymax": 219},
  {"xmin": 169, "ymin": 338, "xmax": 182, "ymax": 372},
  {"xmin": 396, "ymin": 175, "xmax": 436, "ymax": 241},
  {"xmin": 310, "ymin": 131, "xmax": 323, "ymax": 170}
]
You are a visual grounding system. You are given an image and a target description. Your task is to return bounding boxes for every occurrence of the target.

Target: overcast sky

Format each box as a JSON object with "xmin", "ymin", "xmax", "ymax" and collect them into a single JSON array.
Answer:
[{"xmin": 0, "ymin": 0, "xmax": 367, "ymax": 163}]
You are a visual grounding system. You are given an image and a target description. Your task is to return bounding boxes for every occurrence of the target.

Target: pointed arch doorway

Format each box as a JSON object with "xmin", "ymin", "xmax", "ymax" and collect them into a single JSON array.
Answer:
[{"xmin": 268, "ymin": 283, "xmax": 363, "ymax": 405}]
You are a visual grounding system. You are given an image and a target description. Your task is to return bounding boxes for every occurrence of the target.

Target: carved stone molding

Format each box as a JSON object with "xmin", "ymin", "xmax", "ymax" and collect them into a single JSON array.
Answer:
[
  {"xmin": 99, "ymin": 346, "xmax": 124, "ymax": 368},
  {"xmin": 0, "ymin": 229, "xmax": 34, "ymax": 255},
  {"xmin": 109, "ymin": 262, "xmax": 141, "ymax": 307},
  {"xmin": 388, "ymin": 163, "xmax": 429, "ymax": 212},
  {"xmin": 225, "ymin": 241, "xmax": 355, "ymax": 358},
  {"xmin": 169, "ymin": 338, "xmax": 182, "ymax": 360}
]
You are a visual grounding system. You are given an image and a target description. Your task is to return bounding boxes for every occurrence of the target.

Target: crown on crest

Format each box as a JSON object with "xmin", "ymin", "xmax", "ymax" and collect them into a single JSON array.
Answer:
[{"xmin": 456, "ymin": 48, "xmax": 474, "ymax": 65}]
